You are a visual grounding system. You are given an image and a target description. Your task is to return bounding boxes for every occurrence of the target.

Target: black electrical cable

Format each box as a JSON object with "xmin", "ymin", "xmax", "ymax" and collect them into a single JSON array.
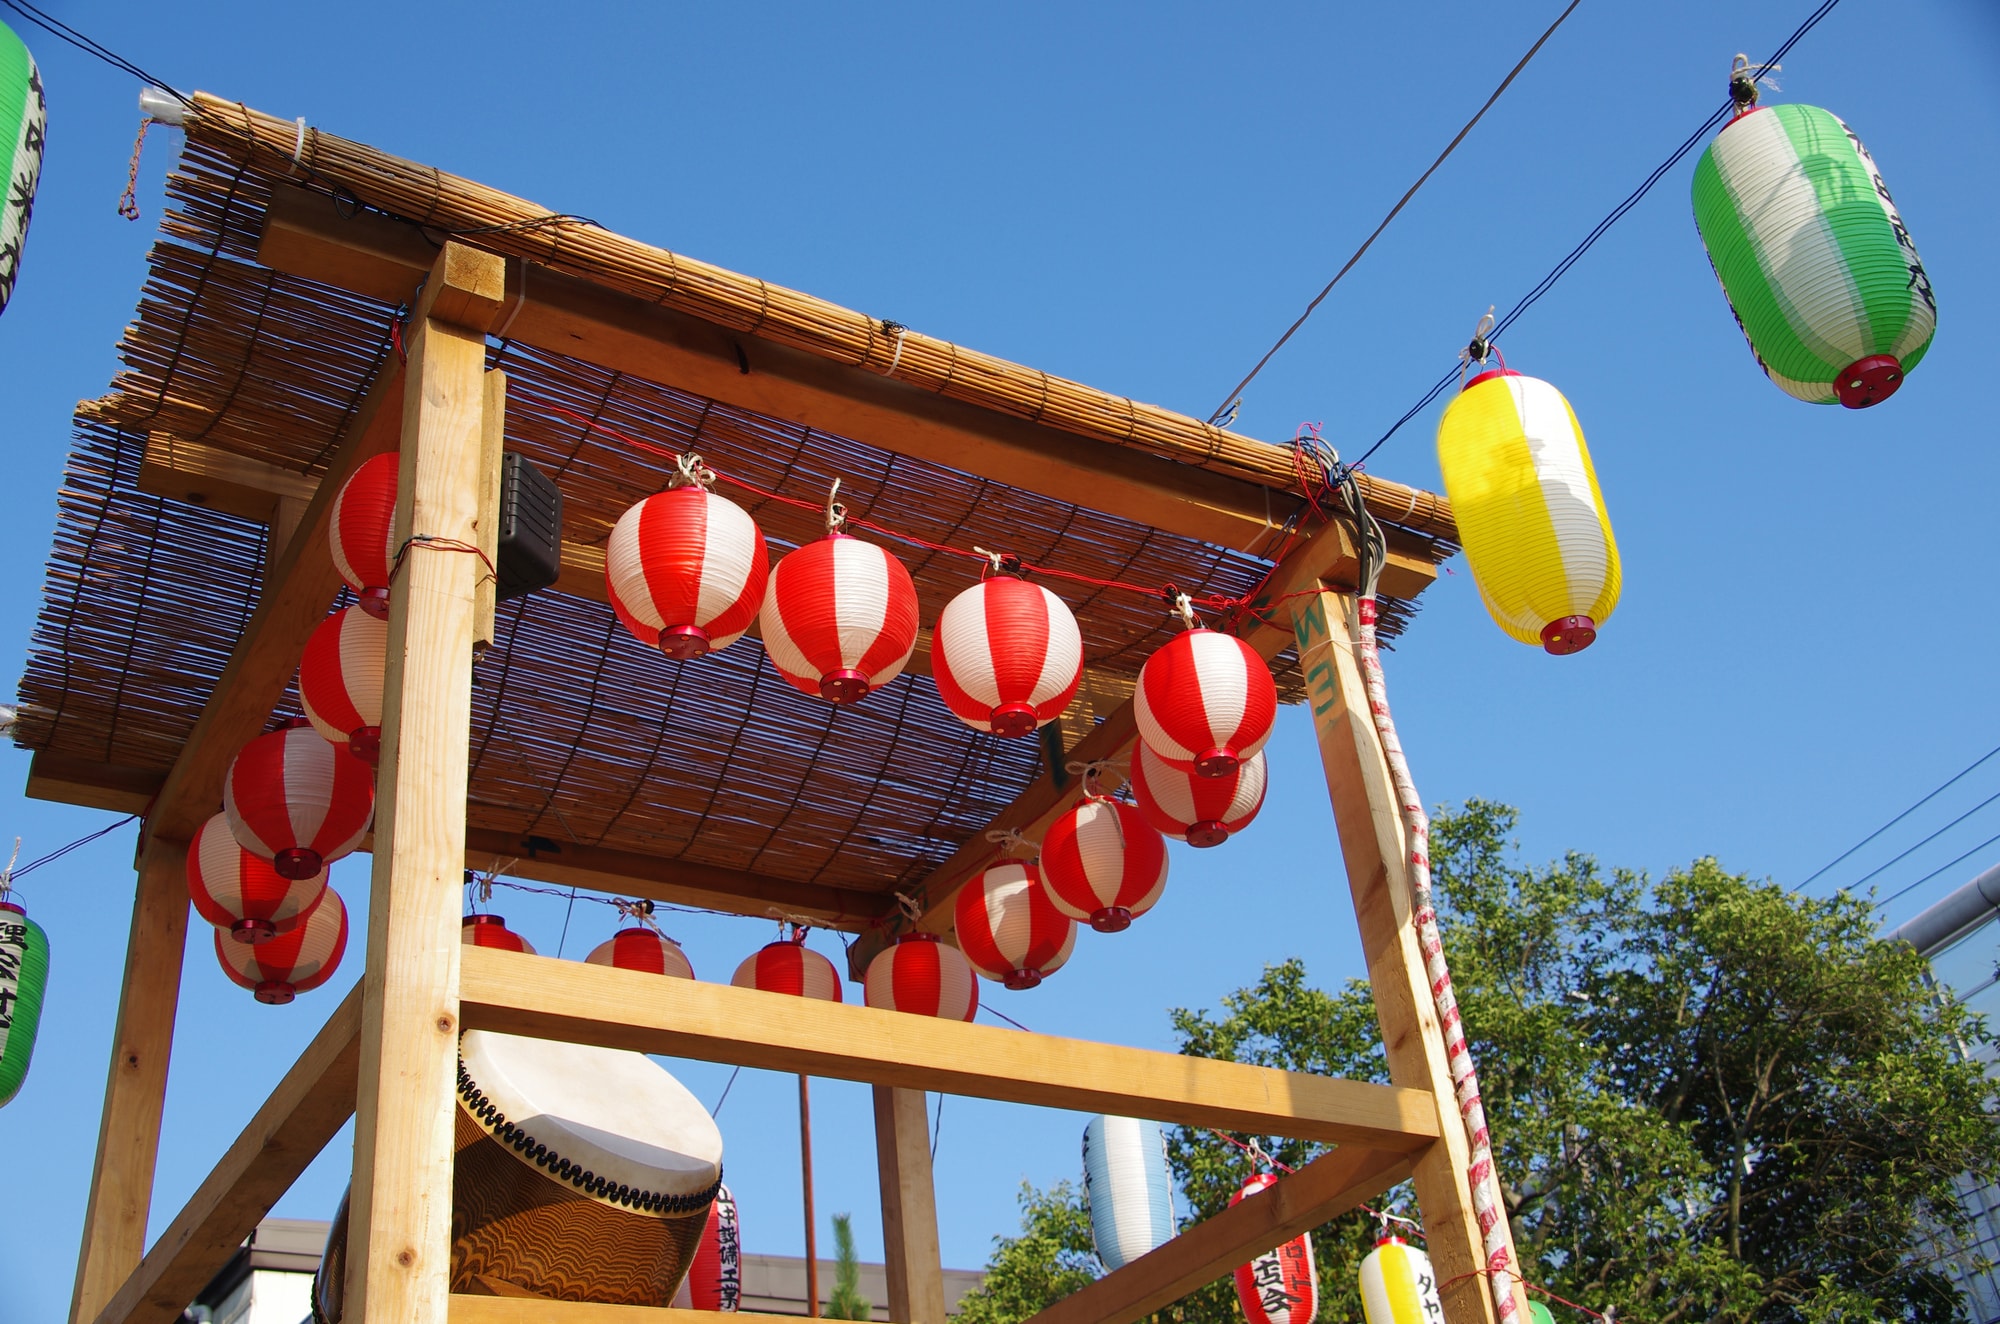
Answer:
[
  {"xmin": 4, "ymin": 814, "xmax": 138, "ymax": 885},
  {"xmin": 1873, "ymin": 829, "xmax": 2000, "ymax": 915},
  {"xmin": 1798, "ymin": 742, "xmax": 2000, "ymax": 891},
  {"xmin": 0, "ymin": 0, "xmax": 190, "ymax": 104}
]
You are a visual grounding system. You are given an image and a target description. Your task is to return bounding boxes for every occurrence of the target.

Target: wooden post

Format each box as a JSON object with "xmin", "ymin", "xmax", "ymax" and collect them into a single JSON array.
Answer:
[
  {"xmin": 69, "ymin": 835, "xmax": 191, "ymax": 1324},
  {"xmin": 872, "ymin": 1086, "xmax": 946, "ymax": 1324},
  {"xmin": 1292, "ymin": 589, "xmax": 1530, "ymax": 1324},
  {"xmin": 342, "ymin": 242, "xmax": 506, "ymax": 1324},
  {"xmin": 800, "ymin": 1075, "xmax": 820, "ymax": 1318}
]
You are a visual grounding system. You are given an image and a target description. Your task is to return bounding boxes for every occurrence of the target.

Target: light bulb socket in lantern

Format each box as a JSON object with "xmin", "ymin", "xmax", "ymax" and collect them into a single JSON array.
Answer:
[
  {"xmin": 349, "ymin": 726, "xmax": 381, "ymax": 765},
  {"xmin": 272, "ymin": 847, "xmax": 325, "ymax": 881},
  {"xmin": 1186, "ymin": 821, "xmax": 1230, "ymax": 849},
  {"xmin": 988, "ymin": 702, "xmax": 1038, "ymax": 739},
  {"xmin": 231, "ymin": 917, "xmax": 278, "ymax": 944},
  {"xmin": 819, "ymin": 668, "xmax": 871, "ymax": 704},
  {"xmin": 1539, "ymin": 615, "xmax": 1597, "ymax": 656},
  {"xmin": 1003, "ymin": 968, "xmax": 1043, "ymax": 991},
  {"xmin": 356, "ymin": 587, "xmax": 391, "ymax": 620},
  {"xmin": 253, "ymin": 980, "xmax": 296, "ymax": 1005},
  {"xmin": 1834, "ymin": 355, "xmax": 1904, "ymax": 409},
  {"xmin": 1090, "ymin": 907, "xmax": 1133, "ymax": 934},
  {"xmin": 1193, "ymin": 747, "xmax": 1240, "ymax": 779},
  {"xmin": 657, "ymin": 624, "xmax": 712, "ymax": 661}
]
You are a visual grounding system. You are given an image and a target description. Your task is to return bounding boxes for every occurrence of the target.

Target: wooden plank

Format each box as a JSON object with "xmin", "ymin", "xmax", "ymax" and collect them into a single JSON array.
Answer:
[
  {"xmin": 874, "ymin": 1086, "xmax": 948, "ymax": 1323},
  {"xmin": 473, "ymin": 370, "xmax": 507, "ymax": 652},
  {"xmin": 1293, "ymin": 590, "xmax": 1528, "ymax": 1324},
  {"xmin": 88, "ymin": 987, "xmax": 362, "ymax": 1324},
  {"xmin": 450, "ymin": 1298, "xmax": 804, "ymax": 1324},
  {"xmin": 137, "ymin": 432, "xmax": 317, "ymax": 524},
  {"xmin": 69, "ymin": 837, "xmax": 192, "ymax": 1324},
  {"xmin": 459, "ymin": 946, "xmax": 1437, "ymax": 1151},
  {"xmin": 28, "ymin": 753, "xmax": 159, "ymax": 816},
  {"xmin": 1022, "ymin": 1145, "xmax": 1412, "ymax": 1324}
]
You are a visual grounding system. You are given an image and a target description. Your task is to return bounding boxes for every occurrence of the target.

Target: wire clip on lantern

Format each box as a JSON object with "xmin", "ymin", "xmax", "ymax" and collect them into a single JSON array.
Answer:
[
  {"xmin": 330, "ymin": 452, "xmax": 400, "ymax": 619},
  {"xmin": 1435, "ymin": 326, "xmax": 1619, "ymax": 655},
  {"xmin": 587, "ymin": 926, "xmax": 695, "ymax": 979},
  {"xmin": 731, "ymin": 929, "xmax": 843, "ymax": 1001},
  {"xmin": 1131, "ymin": 742, "xmax": 1267, "ymax": 848},
  {"xmin": 298, "ymin": 605, "xmax": 387, "ymax": 765},
  {"xmin": 462, "ymin": 913, "xmax": 537, "ymax": 954},
  {"xmin": 215, "ymin": 886, "xmax": 348, "ymax": 1005},
  {"xmin": 1133, "ymin": 598, "xmax": 1277, "ymax": 777},
  {"xmin": 1231, "ymin": 1174, "xmax": 1317, "ymax": 1324},
  {"xmin": 1082, "ymin": 1115, "xmax": 1175, "ymax": 1272},
  {"xmin": 930, "ymin": 572, "xmax": 1083, "ymax": 738},
  {"xmin": 223, "ymin": 719, "xmax": 375, "ymax": 880},
  {"xmin": 188, "ymin": 811, "xmax": 328, "ymax": 943},
  {"xmin": 953, "ymin": 861, "xmax": 1077, "ymax": 989},
  {"xmin": 0, "ymin": 20, "xmax": 45, "ymax": 321},
  {"xmin": 864, "ymin": 932, "xmax": 978, "ymax": 1020},
  {"xmin": 1038, "ymin": 788, "xmax": 1169, "ymax": 932},
  {"xmin": 1693, "ymin": 57, "xmax": 1935, "ymax": 409},
  {"xmin": 605, "ymin": 455, "xmax": 769, "ymax": 661},
  {"xmin": 0, "ymin": 895, "xmax": 50, "ymax": 1106},
  {"xmin": 1358, "ymin": 1234, "xmax": 1444, "ymax": 1324},
  {"xmin": 759, "ymin": 481, "xmax": 922, "ymax": 703}
]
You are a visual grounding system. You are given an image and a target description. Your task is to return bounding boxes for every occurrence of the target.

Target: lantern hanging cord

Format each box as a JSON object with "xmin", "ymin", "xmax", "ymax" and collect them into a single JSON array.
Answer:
[
  {"xmin": 983, "ymin": 827, "xmax": 1039, "ymax": 858},
  {"xmin": 4, "ymin": 815, "xmax": 138, "ymax": 888}
]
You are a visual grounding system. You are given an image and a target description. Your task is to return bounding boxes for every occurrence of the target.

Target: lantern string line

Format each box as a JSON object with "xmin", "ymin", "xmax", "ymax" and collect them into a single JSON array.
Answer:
[
  {"xmin": 3, "ymin": 814, "xmax": 138, "ymax": 890},
  {"xmin": 0, "ymin": 0, "xmax": 192, "ymax": 106}
]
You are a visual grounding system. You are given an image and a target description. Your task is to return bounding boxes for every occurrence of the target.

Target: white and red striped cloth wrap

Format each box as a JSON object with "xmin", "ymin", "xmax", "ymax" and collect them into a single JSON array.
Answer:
[
  {"xmin": 759, "ymin": 533, "xmax": 920, "ymax": 701},
  {"xmin": 606, "ymin": 487, "xmax": 769, "ymax": 657},
  {"xmin": 864, "ymin": 933, "xmax": 977, "ymax": 1020},
  {"xmin": 1134, "ymin": 627, "xmax": 1277, "ymax": 776},
  {"xmin": 930, "ymin": 577, "xmax": 1083, "ymax": 737},
  {"xmin": 731, "ymin": 938, "xmax": 844, "ymax": 1001},
  {"xmin": 953, "ymin": 861, "xmax": 1076, "ymax": 988},
  {"xmin": 1130, "ymin": 743, "xmax": 1267, "ymax": 848},
  {"xmin": 222, "ymin": 721, "xmax": 374, "ymax": 880},
  {"xmin": 187, "ymin": 811, "xmax": 328, "ymax": 942},
  {"xmin": 1037, "ymin": 796, "xmax": 1168, "ymax": 931},
  {"xmin": 587, "ymin": 927, "xmax": 695, "ymax": 979},
  {"xmin": 215, "ymin": 887, "xmax": 348, "ymax": 1005}
]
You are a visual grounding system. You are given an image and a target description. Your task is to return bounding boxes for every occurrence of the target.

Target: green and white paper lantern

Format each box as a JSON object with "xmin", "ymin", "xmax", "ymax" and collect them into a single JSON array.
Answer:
[
  {"xmin": 0, "ymin": 898, "xmax": 49, "ymax": 1107},
  {"xmin": 0, "ymin": 19, "xmax": 43, "ymax": 318},
  {"xmin": 1692, "ymin": 102, "xmax": 1934, "ymax": 409}
]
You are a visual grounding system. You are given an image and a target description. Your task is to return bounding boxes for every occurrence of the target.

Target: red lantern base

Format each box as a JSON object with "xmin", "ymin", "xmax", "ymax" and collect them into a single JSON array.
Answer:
[
  {"xmin": 231, "ymin": 917, "xmax": 278, "ymax": 944},
  {"xmin": 1833, "ymin": 354, "xmax": 1904, "ymax": 409},
  {"xmin": 253, "ymin": 980, "xmax": 297, "ymax": 1006},
  {"xmin": 356, "ymin": 587, "xmax": 391, "ymax": 620},
  {"xmin": 1003, "ymin": 968, "xmax": 1043, "ymax": 990},
  {"xmin": 988, "ymin": 702, "xmax": 1038, "ymax": 739},
  {"xmin": 350, "ymin": 726, "xmax": 382, "ymax": 766},
  {"xmin": 1539, "ymin": 616, "xmax": 1597, "ymax": 656},
  {"xmin": 272, "ymin": 846, "xmax": 325, "ymax": 881},
  {"xmin": 1185, "ymin": 821, "xmax": 1230, "ymax": 849},
  {"xmin": 1194, "ymin": 747, "xmax": 1240, "ymax": 779},
  {"xmin": 658, "ymin": 625, "xmax": 713, "ymax": 661},
  {"xmin": 1090, "ymin": 907, "xmax": 1133, "ymax": 934},
  {"xmin": 820, "ymin": 669, "xmax": 871, "ymax": 704}
]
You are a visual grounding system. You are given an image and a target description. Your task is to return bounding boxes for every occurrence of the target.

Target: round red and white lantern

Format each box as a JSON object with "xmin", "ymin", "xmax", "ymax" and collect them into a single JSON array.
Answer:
[
  {"xmin": 953, "ymin": 862, "xmax": 1076, "ymax": 990},
  {"xmin": 759, "ymin": 533, "xmax": 920, "ymax": 703},
  {"xmin": 298, "ymin": 605, "xmax": 387, "ymax": 764},
  {"xmin": 731, "ymin": 934, "xmax": 843, "ymax": 1001},
  {"xmin": 864, "ymin": 933, "xmax": 977, "ymax": 1021},
  {"xmin": 1039, "ymin": 796, "xmax": 1169, "ymax": 933},
  {"xmin": 1135, "ymin": 628, "xmax": 1277, "ymax": 777},
  {"xmin": 1131, "ymin": 744, "xmax": 1267, "ymax": 848},
  {"xmin": 586, "ymin": 927, "xmax": 694, "ymax": 979},
  {"xmin": 606, "ymin": 486, "xmax": 769, "ymax": 661},
  {"xmin": 216, "ymin": 886, "xmax": 348, "ymax": 1005},
  {"xmin": 675, "ymin": 1183, "xmax": 741, "ymax": 1311},
  {"xmin": 462, "ymin": 913, "xmax": 537, "ymax": 954},
  {"xmin": 187, "ymin": 812, "xmax": 328, "ymax": 944},
  {"xmin": 223, "ymin": 719, "xmax": 374, "ymax": 881},
  {"xmin": 1230, "ymin": 1174, "xmax": 1317, "ymax": 1324},
  {"xmin": 930, "ymin": 577, "xmax": 1083, "ymax": 738},
  {"xmin": 330, "ymin": 451, "xmax": 399, "ymax": 619}
]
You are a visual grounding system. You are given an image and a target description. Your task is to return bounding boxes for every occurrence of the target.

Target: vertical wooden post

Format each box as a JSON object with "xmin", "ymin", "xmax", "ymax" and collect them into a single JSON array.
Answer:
[
  {"xmin": 1292, "ymin": 589, "xmax": 1530, "ymax": 1324},
  {"xmin": 69, "ymin": 835, "xmax": 190, "ymax": 1324},
  {"xmin": 342, "ymin": 242, "xmax": 506, "ymax": 1324},
  {"xmin": 873, "ymin": 1085, "xmax": 947, "ymax": 1324},
  {"xmin": 801, "ymin": 1074, "xmax": 821, "ymax": 1318}
]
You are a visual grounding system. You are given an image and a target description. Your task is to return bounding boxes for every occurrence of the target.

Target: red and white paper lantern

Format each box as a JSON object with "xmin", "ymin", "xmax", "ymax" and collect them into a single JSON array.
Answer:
[
  {"xmin": 731, "ymin": 935, "xmax": 843, "ymax": 1001},
  {"xmin": 931, "ymin": 577, "xmax": 1083, "ymax": 737},
  {"xmin": 1131, "ymin": 744, "xmax": 1267, "ymax": 848},
  {"xmin": 298, "ymin": 605, "xmax": 387, "ymax": 764},
  {"xmin": 759, "ymin": 533, "xmax": 920, "ymax": 702},
  {"xmin": 674, "ymin": 1183, "xmax": 741, "ymax": 1311},
  {"xmin": 223, "ymin": 720, "xmax": 374, "ymax": 881},
  {"xmin": 1039, "ymin": 796, "xmax": 1169, "ymax": 933},
  {"xmin": 216, "ymin": 887, "xmax": 348, "ymax": 1005},
  {"xmin": 462, "ymin": 913, "xmax": 537, "ymax": 954},
  {"xmin": 953, "ymin": 863, "xmax": 1076, "ymax": 989},
  {"xmin": 606, "ymin": 487, "xmax": 769, "ymax": 660},
  {"xmin": 1230, "ymin": 1174, "xmax": 1318, "ymax": 1324},
  {"xmin": 1135, "ymin": 629, "xmax": 1277, "ymax": 777},
  {"xmin": 187, "ymin": 812, "xmax": 327, "ymax": 944},
  {"xmin": 587, "ymin": 927, "xmax": 694, "ymax": 979},
  {"xmin": 864, "ymin": 933, "xmax": 977, "ymax": 1020},
  {"xmin": 329, "ymin": 451, "xmax": 399, "ymax": 619}
]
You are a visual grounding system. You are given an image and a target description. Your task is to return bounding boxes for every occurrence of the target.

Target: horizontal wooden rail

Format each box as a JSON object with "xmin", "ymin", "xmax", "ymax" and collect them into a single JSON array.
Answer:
[
  {"xmin": 452, "ymin": 1299, "xmax": 800, "ymax": 1323},
  {"xmin": 459, "ymin": 947, "xmax": 1437, "ymax": 1151},
  {"xmin": 91, "ymin": 985, "xmax": 362, "ymax": 1324}
]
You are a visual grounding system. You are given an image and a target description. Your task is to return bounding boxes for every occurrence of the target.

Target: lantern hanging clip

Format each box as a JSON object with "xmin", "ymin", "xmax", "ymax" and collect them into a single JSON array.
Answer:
[
  {"xmin": 1165, "ymin": 588, "xmax": 1199, "ymax": 631},
  {"xmin": 1729, "ymin": 53, "xmax": 1780, "ymax": 115},
  {"xmin": 1460, "ymin": 306, "xmax": 1498, "ymax": 375},
  {"xmin": 668, "ymin": 451, "xmax": 717, "ymax": 491},
  {"xmin": 973, "ymin": 546, "xmax": 1023, "ymax": 578},
  {"xmin": 824, "ymin": 478, "xmax": 847, "ymax": 534}
]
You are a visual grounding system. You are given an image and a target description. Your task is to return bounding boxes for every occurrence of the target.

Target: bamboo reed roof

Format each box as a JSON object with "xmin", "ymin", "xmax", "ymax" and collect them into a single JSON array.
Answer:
[{"xmin": 16, "ymin": 99, "xmax": 1458, "ymax": 903}]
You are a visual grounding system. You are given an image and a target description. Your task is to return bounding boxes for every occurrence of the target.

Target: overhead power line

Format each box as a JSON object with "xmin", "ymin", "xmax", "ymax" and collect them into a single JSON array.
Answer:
[
  {"xmin": 1846, "ymin": 787, "xmax": 2000, "ymax": 894},
  {"xmin": 0, "ymin": 0, "xmax": 189, "ymax": 103},
  {"xmin": 1797, "ymin": 742, "xmax": 2000, "ymax": 891},
  {"xmin": 1875, "ymin": 832, "xmax": 2000, "ymax": 916}
]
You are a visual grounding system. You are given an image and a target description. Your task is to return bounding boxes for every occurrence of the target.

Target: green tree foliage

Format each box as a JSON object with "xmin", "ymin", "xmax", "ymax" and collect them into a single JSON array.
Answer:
[
  {"xmin": 827, "ymin": 1212, "xmax": 872, "ymax": 1320},
  {"xmin": 954, "ymin": 1182, "xmax": 1102, "ymax": 1324}
]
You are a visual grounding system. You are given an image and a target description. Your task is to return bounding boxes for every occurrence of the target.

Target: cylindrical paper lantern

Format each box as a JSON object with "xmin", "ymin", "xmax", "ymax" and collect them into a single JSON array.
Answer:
[
  {"xmin": 864, "ymin": 933, "xmax": 977, "ymax": 1020},
  {"xmin": 683, "ymin": 1183, "xmax": 741, "ymax": 1311},
  {"xmin": 1528, "ymin": 1305, "xmax": 1556, "ymax": 1324},
  {"xmin": 462, "ymin": 913, "xmax": 537, "ymax": 955},
  {"xmin": 0, "ymin": 897, "xmax": 49, "ymax": 1106},
  {"xmin": 606, "ymin": 487, "xmax": 769, "ymax": 660},
  {"xmin": 1082, "ymin": 1115, "xmax": 1174, "ymax": 1271},
  {"xmin": 1436, "ymin": 368, "xmax": 1619, "ymax": 655},
  {"xmin": 760, "ymin": 533, "xmax": 920, "ymax": 702},
  {"xmin": 953, "ymin": 863, "xmax": 1076, "ymax": 989},
  {"xmin": 298, "ymin": 606, "xmax": 388, "ymax": 764},
  {"xmin": 1358, "ymin": 1236, "xmax": 1443, "ymax": 1324},
  {"xmin": 586, "ymin": 927, "xmax": 694, "ymax": 979},
  {"xmin": 223, "ymin": 720, "xmax": 375, "ymax": 880},
  {"xmin": 1693, "ymin": 101, "xmax": 1935, "ymax": 408},
  {"xmin": 731, "ymin": 936, "xmax": 843, "ymax": 1001},
  {"xmin": 0, "ymin": 21, "xmax": 46, "ymax": 320},
  {"xmin": 1230, "ymin": 1175, "xmax": 1317, "ymax": 1324},
  {"xmin": 930, "ymin": 577, "xmax": 1083, "ymax": 737},
  {"xmin": 1039, "ymin": 796, "xmax": 1168, "ymax": 932},
  {"xmin": 330, "ymin": 452, "xmax": 400, "ymax": 618},
  {"xmin": 1134, "ymin": 629, "xmax": 1276, "ymax": 777},
  {"xmin": 187, "ymin": 811, "xmax": 328, "ymax": 943},
  {"xmin": 216, "ymin": 887, "xmax": 348, "ymax": 1005},
  {"xmin": 1132, "ymin": 744, "xmax": 1267, "ymax": 848}
]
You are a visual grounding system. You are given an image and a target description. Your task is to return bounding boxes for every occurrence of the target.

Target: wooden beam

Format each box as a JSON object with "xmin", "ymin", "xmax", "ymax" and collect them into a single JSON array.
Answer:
[
  {"xmin": 450, "ymin": 1299, "xmax": 805, "ymax": 1324},
  {"xmin": 70, "ymin": 838, "xmax": 192, "ymax": 1324},
  {"xmin": 460, "ymin": 946, "xmax": 1437, "ymax": 1151},
  {"xmin": 136, "ymin": 432, "xmax": 317, "ymax": 524},
  {"xmin": 88, "ymin": 986, "xmax": 361, "ymax": 1324},
  {"xmin": 27, "ymin": 753, "xmax": 159, "ymax": 816},
  {"xmin": 1022, "ymin": 1144, "xmax": 1412, "ymax": 1324},
  {"xmin": 1292, "ymin": 590, "xmax": 1529, "ymax": 1324},
  {"xmin": 874, "ymin": 1086, "xmax": 947, "ymax": 1323}
]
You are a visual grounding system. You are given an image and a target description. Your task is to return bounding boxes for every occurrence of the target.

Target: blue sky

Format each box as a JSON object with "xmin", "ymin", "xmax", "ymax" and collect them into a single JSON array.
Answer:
[{"xmin": 3, "ymin": 2, "xmax": 1998, "ymax": 1319}]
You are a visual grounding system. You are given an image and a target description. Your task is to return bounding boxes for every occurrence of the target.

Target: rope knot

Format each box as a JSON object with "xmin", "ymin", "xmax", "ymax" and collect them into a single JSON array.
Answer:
[
  {"xmin": 983, "ymin": 827, "xmax": 1038, "ymax": 860},
  {"xmin": 669, "ymin": 452, "xmax": 717, "ymax": 490},
  {"xmin": 824, "ymin": 477, "xmax": 847, "ymax": 533}
]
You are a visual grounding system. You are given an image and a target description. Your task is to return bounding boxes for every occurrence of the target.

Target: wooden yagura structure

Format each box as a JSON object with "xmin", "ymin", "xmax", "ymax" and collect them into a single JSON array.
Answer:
[{"xmin": 24, "ymin": 93, "xmax": 1530, "ymax": 1324}]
